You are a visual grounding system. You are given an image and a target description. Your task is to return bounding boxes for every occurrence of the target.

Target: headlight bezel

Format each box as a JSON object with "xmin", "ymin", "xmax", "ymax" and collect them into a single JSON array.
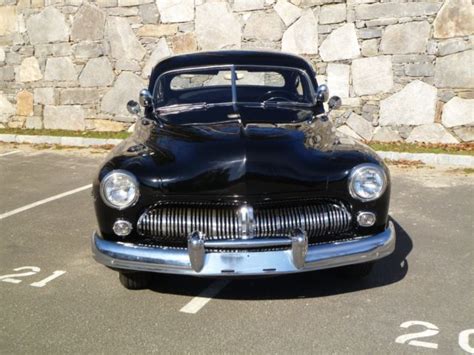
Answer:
[
  {"xmin": 348, "ymin": 163, "xmax": 387, "ymax": 202},
  {"xmin": 100, "ymin": 170, "xmax": 140, "ymax": 210}
]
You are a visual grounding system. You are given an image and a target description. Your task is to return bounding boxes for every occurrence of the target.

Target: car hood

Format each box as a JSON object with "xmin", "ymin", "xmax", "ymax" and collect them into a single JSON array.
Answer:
[{"xmin": 111, "ymin": 110, "xmax": 383, "ymax": 197}]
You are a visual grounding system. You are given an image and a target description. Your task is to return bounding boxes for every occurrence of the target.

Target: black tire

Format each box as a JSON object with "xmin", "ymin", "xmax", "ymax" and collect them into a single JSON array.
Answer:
[
  {"xmin": 338, "ymin": 262, "xmax": 375, "ymax": 278},
  {"xmin": 118, "ymin": 271, "xmax": 151, "ymax": 290}
]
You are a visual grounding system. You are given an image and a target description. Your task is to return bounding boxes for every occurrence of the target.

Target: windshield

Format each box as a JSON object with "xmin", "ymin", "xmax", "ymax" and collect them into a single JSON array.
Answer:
[{"xmin": 153, "ymin": 65, "xmax": 315, "ymax": 116}]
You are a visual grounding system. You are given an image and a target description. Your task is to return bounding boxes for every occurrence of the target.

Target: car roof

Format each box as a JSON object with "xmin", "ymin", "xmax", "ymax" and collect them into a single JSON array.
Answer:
[{"xmin": 148, "ymin": 50, "xmax": 318, "ymax": 91}]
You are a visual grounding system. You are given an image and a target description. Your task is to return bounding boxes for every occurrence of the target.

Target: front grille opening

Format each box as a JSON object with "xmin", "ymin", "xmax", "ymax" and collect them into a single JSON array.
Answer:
[{"xmin": 135, "ymin": 199, "xmax": 353, "ymax": 247}]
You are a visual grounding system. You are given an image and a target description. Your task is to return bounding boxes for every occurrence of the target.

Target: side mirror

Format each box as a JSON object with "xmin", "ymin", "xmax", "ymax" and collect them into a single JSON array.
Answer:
[
  {"xmin": 328, "ymin": 96, "xmax": 342, "ymax": 110},
  {"xmin": 316, "ymin": 84, "xmax": 329, "ymax": 103},
  {"xmin": 127, "ymin": 100, "xmax": 141, "ymax": 115},
  {"xmin": 139, "ymin": 89, "xmax": 153, "ymax": 107}
]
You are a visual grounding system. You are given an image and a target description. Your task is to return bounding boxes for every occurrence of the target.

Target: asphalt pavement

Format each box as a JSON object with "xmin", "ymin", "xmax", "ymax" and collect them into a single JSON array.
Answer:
[{"xmin": 1, "ymin": 145, "xmax": 473, "ymax": 354}]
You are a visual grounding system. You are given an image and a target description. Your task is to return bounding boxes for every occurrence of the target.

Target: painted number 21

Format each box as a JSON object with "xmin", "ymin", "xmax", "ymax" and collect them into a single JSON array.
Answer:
[
  {"xmin": 0, "ymin": 266, "xmax": 66, "ymax": 288},
  {"xmin": 396, "ymin": 320, "xmax": 474, "ymax": 354}
]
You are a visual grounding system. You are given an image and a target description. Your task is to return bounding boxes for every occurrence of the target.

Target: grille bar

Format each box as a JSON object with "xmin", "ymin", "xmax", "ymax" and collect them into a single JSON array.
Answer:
[{"xmin": 137, "ymin": 201, "xmax": 352, "ymax": 244}]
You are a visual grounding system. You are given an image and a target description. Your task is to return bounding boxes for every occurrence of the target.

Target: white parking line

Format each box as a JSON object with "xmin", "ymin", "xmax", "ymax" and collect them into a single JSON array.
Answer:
[
  {"xmin": 0, "ymin": 184, "xmax": 92, "ymax": 220},
  {"xmin": 0, "ymin": 151, "xmax": 21, "ymax": 157},
  {"xmin": 180, "ymin": 280, "xmax": 230, "ymax": 314}
]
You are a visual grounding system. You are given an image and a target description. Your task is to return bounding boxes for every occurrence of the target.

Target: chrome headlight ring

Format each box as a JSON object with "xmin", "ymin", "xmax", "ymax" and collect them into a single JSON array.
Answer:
[
  {"xmin": 348, "ymin": 163, "xmax": 387, "ymax": 202},
  {"xmin": 100, "ymin": 170, "xmax": 140, "ymax": 210}
]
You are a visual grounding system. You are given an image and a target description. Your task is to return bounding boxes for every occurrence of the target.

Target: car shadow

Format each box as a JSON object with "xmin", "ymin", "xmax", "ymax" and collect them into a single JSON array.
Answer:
[{"xmin": 148, "ymin": 218, "xmax": 412, "ymax": 300}]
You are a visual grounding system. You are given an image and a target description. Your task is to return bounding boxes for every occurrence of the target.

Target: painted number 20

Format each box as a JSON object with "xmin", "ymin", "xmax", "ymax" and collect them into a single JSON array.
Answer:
[
  {"xmin": 0, "ymin": 266, "xmax": 66, "ymax": 288},
  {"xmin": 396, "ymin": 320, "xmax": 474, "ymax": 353}
]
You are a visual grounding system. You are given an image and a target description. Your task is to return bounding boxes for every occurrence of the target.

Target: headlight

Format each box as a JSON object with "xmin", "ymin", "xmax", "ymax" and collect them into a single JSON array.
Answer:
[
  {"xmin": 100, "ymin": 170, "xmax": 139, "ymax": 209},
  {"xmin": 348, "ymin": 164, "xmax": 387, "ymax": 201}
]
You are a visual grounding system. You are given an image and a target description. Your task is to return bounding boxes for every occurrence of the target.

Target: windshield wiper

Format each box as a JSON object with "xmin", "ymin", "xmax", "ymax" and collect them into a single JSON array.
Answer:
[
  {"xmin": 260, "ymin": 100, "xmax": 314, "ymax": 110},
  {"xmin": 156, "ymin": 102, "xmax": 211, "ymax": 115}
]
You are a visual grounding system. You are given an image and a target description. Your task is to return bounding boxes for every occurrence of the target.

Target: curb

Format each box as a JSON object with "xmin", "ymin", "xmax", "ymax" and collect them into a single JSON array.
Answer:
[
  {"xmin": 1, "ymin": 134, "xmax": 473, "ymax": 167},
  {"xmin": 0, "ymin": 134, "xmax": 122, "ymax": 147}
]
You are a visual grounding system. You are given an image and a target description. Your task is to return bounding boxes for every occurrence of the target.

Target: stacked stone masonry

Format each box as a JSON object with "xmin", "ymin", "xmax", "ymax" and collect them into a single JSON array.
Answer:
[{"xmin": 0, "ymin": 0, "xmax": 473, "ymax": 142}]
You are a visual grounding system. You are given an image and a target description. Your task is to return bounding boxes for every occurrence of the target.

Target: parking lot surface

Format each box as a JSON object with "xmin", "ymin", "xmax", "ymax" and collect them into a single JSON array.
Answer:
[{"xmin": 1, "ymin": 145, "xmax": 473, "ymax": 354}]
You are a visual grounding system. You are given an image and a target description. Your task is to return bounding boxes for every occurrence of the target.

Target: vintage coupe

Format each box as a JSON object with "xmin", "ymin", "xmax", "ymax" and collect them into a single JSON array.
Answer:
[{"xmin": 92, "ymin": 51, "xmax": 395, "ymax": 289}]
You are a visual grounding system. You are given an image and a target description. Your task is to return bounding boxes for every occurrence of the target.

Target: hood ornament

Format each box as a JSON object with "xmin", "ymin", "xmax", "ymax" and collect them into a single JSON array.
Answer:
[{"xmin": 237, "ymin": 204, "xmax": 255, "ymax": 240}]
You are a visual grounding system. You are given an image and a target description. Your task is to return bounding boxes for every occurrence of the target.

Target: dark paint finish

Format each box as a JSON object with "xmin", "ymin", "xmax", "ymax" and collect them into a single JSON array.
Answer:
[{"xmin": 93, "ymin": 51, "xmax": 391, "ymax": 243}]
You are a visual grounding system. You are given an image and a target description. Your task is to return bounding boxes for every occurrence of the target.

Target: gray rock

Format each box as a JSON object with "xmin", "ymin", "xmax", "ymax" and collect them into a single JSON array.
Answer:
[
  {"xmin": 44, "ymin": 57, "xmax": 77, "ymax": 81},
  {"xmin": 0, "ymin": 47, "xmax": 5, "ymax": 64},
  {"xmin": 73, "ymin": 42, "xmax": 105, "ymax": 60},
  {"xmin": 116, "ymin": 59, "xmax": 141, "ymax": 72},
  {"xmin": 327, "ymin": 63, "xmax": 349, "ymax": 98},
  {"xmin": 372, "ymin": 127, "xmax": 402, "ymax": 142},
  {"xmin": 454, "ymin": 127, "xmax": 474, "ymax": 142},
  {"xmin": 351, "ymin": 56, "xmax": 393, "ymax": 96},
  {"xmin": 34, "ymin": 88, "xmax": 55, "ymax": 105},
  {"xmin": 142, "ymin": 38, "xmax": 172, "ymax": 78},
  {"xmin": 97, "ymin": 0, "xmax": 120, "ymax": 6},
  {"xmin": 139, "ymin": 3, "xmax": 159, "ymax": 24},
  {"xmin": 380, "ymin": 21, "xmax": 431, "ymax": 54},
  {"xmin": 26, "ymin": 7, "xmax": 69, "ymax": 44},
  {"xmin": 357, "ymin": 27, "xmax": 382, "ymax": 39},
  {"xmin": 405, "ymin": 63, "xmax": 434, "ymax": 77},
  {"xmin": 407, "ymin": 123, "xmax": 458, "ymax": 144},
  {"xmin": 43, "ymin": 105, "xmax": 86, "ymax": 130},
  {"xmin": 274, "ymin": 0, "xmax": 302, "ymax": 27},
  {"xmin": 355, "ymin": 2, "xmax": 441, "ymax": 21},
  {"xmin": 361, "ymin": 39, "xmax": 378, "ymax": 57},
  {"xmin": 118, "ymin": 0, "xmax": 154, "ymax": 5},
  {"xmin": 320, "ymin": 23, "xmax": 360, "ymax": 61},
  {"xmin": 195, "ymin": 3, "xmax": 241, "ymax": 50},
  {"xmin": 106, "ymin": 17, "xmax": 146, "ymax": 62},
  {"xmin": 379, "ymin": 80, "xmax": 437, "ymax": 126},
  {"xmin": 71, "ymin": 3, "xmax": 106, "ymax": 41},
  {"xmin": 281, "ymin": 10, "xmax": 318, "ymax": 54},
  {"xmin": 60, "ymin": 88, "xmax": 100, "ymax": 105},
  {"xmin": 365, "ymin": 18, "xmax": 398, "ymax": 27},
  {"xmin": 434, "ymin": 50, "xmax": 474, "ymax": 88},
  {"xmin": 25, "ymin": 116, "xmax": 42, "ymax": 129},
  {"xmin": 234, "ymin": 0, "xmax": 265, "ymax": 11},
  {"xmin": 79, "ymin": 57, "xmax": 115, "ymax": 87},
  {"xmin": 337, "ymin": 125, "xmax": 362, "ymax": 140},
  {"xmin": 0, "ymin": 94, "xmax": 15, "ymax": 123},
  {"xmin": 156, "ymin": 0, "xmax": 194, "ymax": 23},
  {"xmin": 16, "ymin": 56, "xmax": 42, "ymax": 82},
  {"xmin": 319, "ymin": 4, "xmax": 346, "ymax": 24},
  {"xmin": 437, "ymin": 38, "xmax": 471, "ymax": 56},
  {"xmin": 0, "ymin": 67, "xmax": 15, "ymax": 82},
  {"xmin": 442, "ymin": 97, "xmax": 474, "ymax": 127},
  {"xmin": 346, "ymin": 112, "xmax": 373, "ymax": 141},
  {"xmin": 244, "ymin": 12, "xmax": 284, "ymax": 41},
  {"xmin": 34, "ymin": 43, "xmax": 72, "ymax": 57},
  {"xmin": 433, "ymin": 0, "xmax": 474, "ymax": 39},
  {"xmin": 101, "ymin": 72, "xmax": 145, "ymax": 121}
]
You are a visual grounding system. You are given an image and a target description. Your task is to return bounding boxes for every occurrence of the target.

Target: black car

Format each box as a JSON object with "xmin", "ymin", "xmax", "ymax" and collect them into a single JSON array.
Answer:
[{"xmin": 91, "ymin": 50, "xmax": 395, "ymax": 289}]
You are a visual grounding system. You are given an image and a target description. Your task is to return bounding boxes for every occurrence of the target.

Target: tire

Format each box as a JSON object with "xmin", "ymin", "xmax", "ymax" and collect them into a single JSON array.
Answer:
[
  {"xmin": 118, "ymin": 271, "xmax": 151, "ymax": 290},
  {"xmin": 338, "ymin": 262, "xmax": 375, "ymax": 278}
]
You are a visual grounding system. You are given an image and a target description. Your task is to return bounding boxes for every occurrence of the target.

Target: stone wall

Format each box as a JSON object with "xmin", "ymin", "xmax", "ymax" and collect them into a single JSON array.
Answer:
[{"xmin": 0, "ymin": 0, "xmax": 473, "ymax": 142}]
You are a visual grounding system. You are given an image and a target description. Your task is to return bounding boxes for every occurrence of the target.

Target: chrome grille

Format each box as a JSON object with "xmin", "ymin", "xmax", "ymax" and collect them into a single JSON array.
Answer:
[{"xmin": 137, "ymin": 201, "xmax": 352, "ymax": 244}]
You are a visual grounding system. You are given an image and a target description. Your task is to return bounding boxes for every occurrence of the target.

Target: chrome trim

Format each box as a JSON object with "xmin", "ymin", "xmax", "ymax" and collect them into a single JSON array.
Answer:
[
  {"xmin": 348, "ymin": 163, "xmax": 387, "ymax": 202},
  {"xmin": 237, "ymin": 204, "xmax": 255, "ymax": 239},
  {"xmin": 357, "ymin": 211, "xmax": 376, "ymax": 227},
  {"xmin": 112, "ymin": 219, "xmax": 133, "ymax": 237},
  {"xmin": 290, "ymin": 228, "xmax": 307, "ymax": 269},
  {"xmin": 137, "ymin": 202, "xmax": 352, "ymax": 242},
  {"xmin": 99, "ymin": 170, "xmax": 140, "ymax": 210},
  {"xmin": 187, "ymin": 231, "xmax": 205, "ymax": 272},
  {"xmin": 205, "ymin": 237, "xmax": 291, "ymax": 249},
  {"xmin": 92, "ymin": 222, "xmax": 396, "ymax": 276}
]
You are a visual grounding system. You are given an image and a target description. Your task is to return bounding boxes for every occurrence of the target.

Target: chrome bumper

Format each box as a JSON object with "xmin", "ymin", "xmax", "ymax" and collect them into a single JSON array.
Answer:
[{"xmin": 92, "ymin": 221, "xmax": 395, "ymax": 276}]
